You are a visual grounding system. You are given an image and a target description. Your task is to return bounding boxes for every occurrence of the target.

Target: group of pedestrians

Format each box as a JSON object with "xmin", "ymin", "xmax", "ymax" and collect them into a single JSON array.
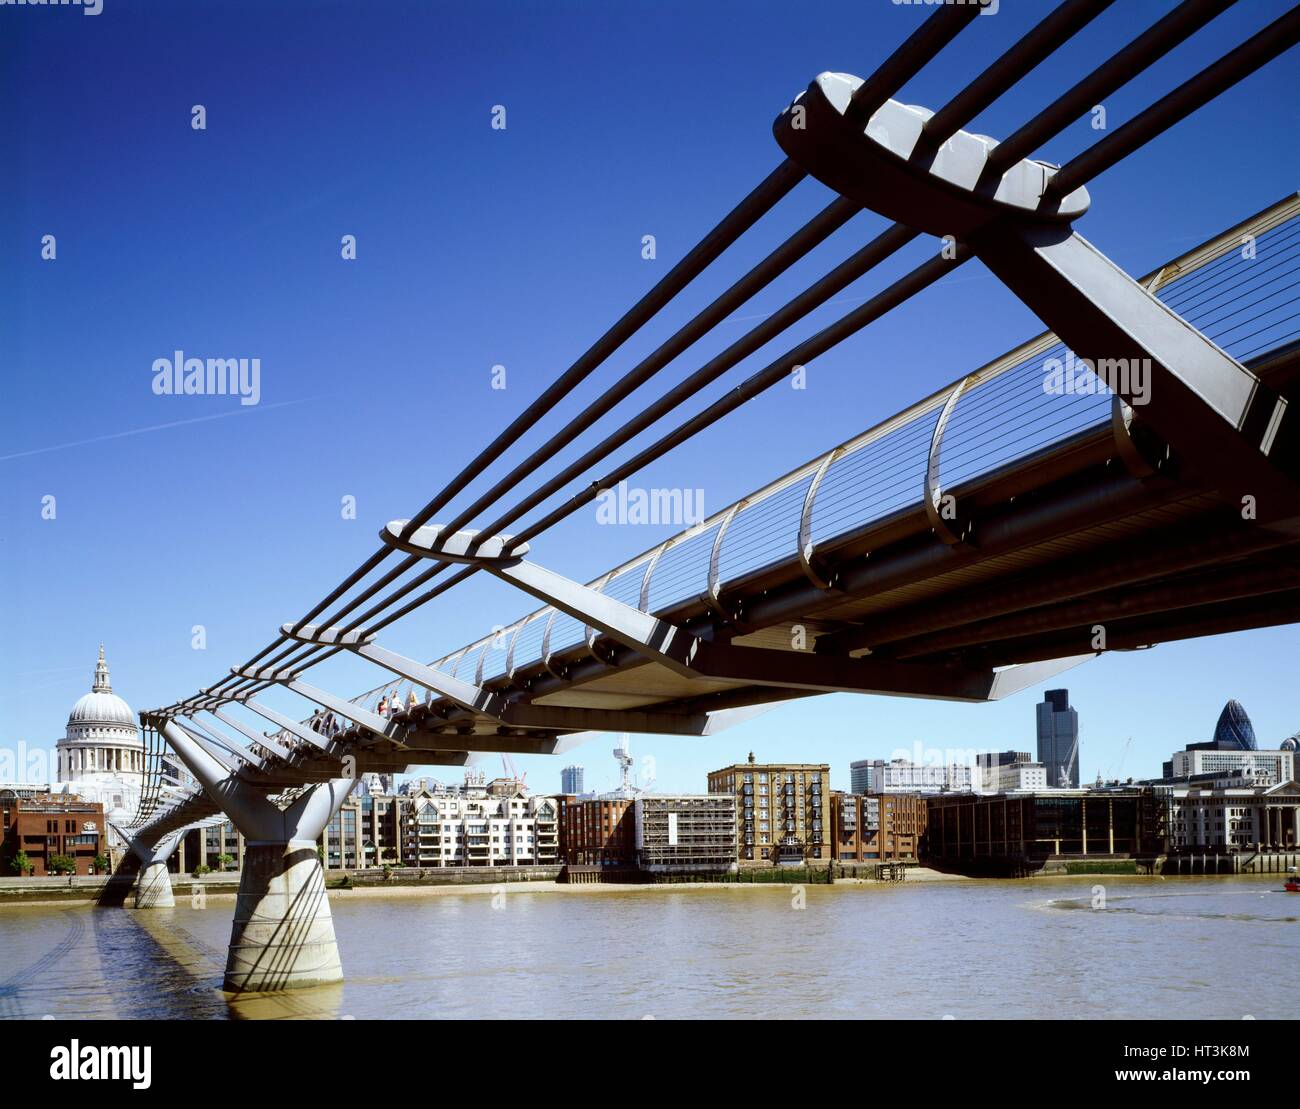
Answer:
[
  {"xmin": 280, "ymin": 689, "xmax": 426, "ymax": 742},
  {"xmin": 308, "ymin": 709, "xmax": 341, "ymax": 736},
  {"xmin": 376, "ymin": 687, "xmax": 421, "ymax": 717}
]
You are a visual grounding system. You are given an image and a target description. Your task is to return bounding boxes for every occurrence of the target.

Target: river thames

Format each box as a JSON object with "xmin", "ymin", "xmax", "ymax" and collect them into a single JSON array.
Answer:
[{"xmin": 1, "ymin": 875, "xmax": 1295, "ymax": 1020}]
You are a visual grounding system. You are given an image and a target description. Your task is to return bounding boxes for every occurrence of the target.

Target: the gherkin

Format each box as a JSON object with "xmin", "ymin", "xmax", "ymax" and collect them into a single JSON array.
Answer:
[{"xmin": 1211, "ymin": 699, "xmax": 1257, "ymax": 752}]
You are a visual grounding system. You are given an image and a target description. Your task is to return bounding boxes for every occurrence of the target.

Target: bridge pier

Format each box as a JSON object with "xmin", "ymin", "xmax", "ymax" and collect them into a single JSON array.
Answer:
[
  {"xmin": 132, "ymin": 833, "xmax": 181, "ymax": 908},
  {"xmin": 158, "ymin": 719, "xmax": 356, "ymax": 992},
  {"xmin": 225, "ymin": 830, "xmax": 344, "ymax": 992}
]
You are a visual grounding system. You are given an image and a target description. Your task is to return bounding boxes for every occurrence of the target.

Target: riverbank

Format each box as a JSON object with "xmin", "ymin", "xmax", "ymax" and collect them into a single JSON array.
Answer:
[
  {"xmin": 10, "ymin": 864, "xmax": 1198, "ymax": 908},
  {"xmin": 8, "ymin": 862, "xmax": 1278, "ymax": 907},
  {"xmin": 325, "ymin": 868, "xmax": 973, "ymax": 900},
  {"xmin": 0, "ymin": 866, "xmax": 978, "ymax": 906},
  {"xmin": 0, "ymin": 872, "xmax": 241, "ymax": 907}
]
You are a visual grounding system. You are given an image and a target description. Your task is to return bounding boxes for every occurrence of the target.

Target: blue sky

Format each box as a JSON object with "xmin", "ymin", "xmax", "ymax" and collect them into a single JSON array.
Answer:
[{"xmin": 2, "ymin": 0, "xmax": 1298, "ymax": 796}]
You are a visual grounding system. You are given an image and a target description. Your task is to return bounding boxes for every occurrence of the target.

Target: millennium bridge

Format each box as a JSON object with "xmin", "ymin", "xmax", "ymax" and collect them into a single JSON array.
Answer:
[{"xmin": 113, "ymin": 0, "xmax": 1300, "ymax": 992}]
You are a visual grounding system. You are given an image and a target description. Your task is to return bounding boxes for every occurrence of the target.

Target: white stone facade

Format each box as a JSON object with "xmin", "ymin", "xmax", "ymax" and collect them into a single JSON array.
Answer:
[{"xmin": 54, "ymin": 646, "xmax": 143, "ymax": 820}]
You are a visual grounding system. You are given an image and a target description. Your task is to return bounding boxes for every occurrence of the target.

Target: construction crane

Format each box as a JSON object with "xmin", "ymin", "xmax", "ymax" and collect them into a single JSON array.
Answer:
[
  {"xmin": 1059, "ymin": 730, "xmax": 1080, "ymax": 789},
  {"xmin": 500, "ymin": 754, "xmax": 527, "ymax": 790},
  {"xmin": 1112, "ymin": 737, "xmax": 1133, "ymax": 782},
  {"xmin": 613, "ymin": 734, "xmax": 636, "ymax": 795}
]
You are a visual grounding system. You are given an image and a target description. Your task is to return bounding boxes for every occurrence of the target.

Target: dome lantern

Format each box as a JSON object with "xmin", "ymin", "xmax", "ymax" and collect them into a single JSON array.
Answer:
[
  {"xmin": 63, "ymin": 646, "xmax": 141, "ymax": 735},
  {"xmin": 92, "ymin": 643, "xmax": 112, "ymax": 694}
]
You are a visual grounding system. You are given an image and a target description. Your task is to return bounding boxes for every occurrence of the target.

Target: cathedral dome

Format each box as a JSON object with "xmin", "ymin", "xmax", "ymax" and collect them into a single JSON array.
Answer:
[
  {"xmin": 62, "ymin": 646, "xmax": 141, "ymax": 744},
  {"xmin": 68, "ymin": 691, "xmax": 136, "ymax": 727}
]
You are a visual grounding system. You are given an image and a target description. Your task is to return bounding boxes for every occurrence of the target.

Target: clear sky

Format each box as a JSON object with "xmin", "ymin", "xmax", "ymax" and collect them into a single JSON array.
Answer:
[{"xmin": 3, "ymin": 0, "xmax": 1298, "ymax": 797}]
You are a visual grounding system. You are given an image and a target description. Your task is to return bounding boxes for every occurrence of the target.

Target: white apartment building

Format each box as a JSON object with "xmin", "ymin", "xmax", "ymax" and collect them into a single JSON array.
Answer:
[
  {"xmin": 403, "ymin": 787, "xmax": 560, "ymax": 867},
  {"xmin": 858, "ymin": 758, "xmax": 972, "ymax": 794}
]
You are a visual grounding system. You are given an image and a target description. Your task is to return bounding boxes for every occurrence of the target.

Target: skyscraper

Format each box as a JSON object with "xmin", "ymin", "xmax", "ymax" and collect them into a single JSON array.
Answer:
[
  {"xmin": 561, "ymin": 765, "xmax": 585, "ymax": 795},
  {"xmin": 1037, "ymin": 689, "xmax": 1079, "ymax": 788},
  {"xmin": 1211, "ymin": 699, "xmax": 1257, "ymax": 751},
  {"xmin": 849, "ymin": 759, "xmax": 874, "ymax": 795}
]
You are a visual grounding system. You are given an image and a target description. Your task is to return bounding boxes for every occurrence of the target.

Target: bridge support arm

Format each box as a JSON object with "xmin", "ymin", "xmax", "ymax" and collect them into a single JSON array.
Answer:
[
  {"xmin": 283, "ymin": 625, "xmax": 721, "ymax": 736},
  {"xmin": 379, "ymin": 521, "xmax": 1100, "ymax": 703},
  {"xmin": 975, "ymin": 222, "xmax": 1300, "ymax": 528},
  {"xmin": 477, "ymin": 546, "xmax": 1084, "ymax": 700}
]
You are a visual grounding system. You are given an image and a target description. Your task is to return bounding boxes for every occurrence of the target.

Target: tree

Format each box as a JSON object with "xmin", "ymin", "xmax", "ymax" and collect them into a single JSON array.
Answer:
[
  {"xmin": 10, "ymin": 850, "xmax": 32, "ymax": 876},
  {"xmin": 216, "ymin": 853, "xmax": 234, "ymax": 872},
  {"xmin": 48, "ymin": 854, "xmax": 77, "ymax": 875},
  {"xmin": 92, "ymin": 854, "xmax": 109, "ymax": 874},
  {"xmin": 193, "ymin": 864, "xmax": 212, "ymax": 876}
]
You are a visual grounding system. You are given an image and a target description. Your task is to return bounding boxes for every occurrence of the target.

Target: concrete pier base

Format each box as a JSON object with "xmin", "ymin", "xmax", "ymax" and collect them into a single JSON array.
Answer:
[
  {"xmin": 224, "ymin": 841, "xmax": 342, "ymax": 992},
  {"xmin": 135, "ymin": 859, "xmax": 176, "ymax": 908},
  {"xmin": 125, "ymin": 830, "xmax": 182, "ymax": 909},
  {"xmin": 158, "ymin": 720, "xmax": 357, "ymax": 993}
]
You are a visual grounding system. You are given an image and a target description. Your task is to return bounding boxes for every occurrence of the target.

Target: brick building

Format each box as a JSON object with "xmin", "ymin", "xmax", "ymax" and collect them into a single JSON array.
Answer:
[
  {"xmin": 0, "ymin": 791, "xmax": 107, "ymax": 876},
  {"xmin": 830, "ymin": 791, "xmax": 927, "ymax": 862},
  {"xmin": 560, "ymin": 796, "xmax": 636, "ymax": 866},
  {"xmin": 707, "ymin": 755, "xmax": 830, "ymax": 864}
]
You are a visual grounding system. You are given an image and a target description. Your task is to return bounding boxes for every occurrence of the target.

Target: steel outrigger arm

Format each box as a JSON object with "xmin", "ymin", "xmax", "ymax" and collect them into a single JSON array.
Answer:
[
  {"xmin": 279, "ymin": 624, "xmax": 739, "ymax": 736},
  {"xmin": 371, "ymin": 521, "xmax": 1092, "ymax": 703}
]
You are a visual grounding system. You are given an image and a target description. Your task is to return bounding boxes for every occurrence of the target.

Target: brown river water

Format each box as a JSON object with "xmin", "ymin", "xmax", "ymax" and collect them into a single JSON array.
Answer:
[{"xmin": 0, "ymin": 875, "xmax": 1295, "ymax": 1020}]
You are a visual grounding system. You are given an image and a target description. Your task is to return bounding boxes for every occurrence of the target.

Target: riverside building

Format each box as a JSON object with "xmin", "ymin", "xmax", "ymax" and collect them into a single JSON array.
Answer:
[
  {"xmin": 560, "ymin": 796, "xmax": 636, "ymax": 867},
  {"xmin": 0, "ymin": 791, "xmax": 106, "ymax": 876},
  {"xmin": 633, "ymin": 795, "xmax": 738, "ymax": 873},
  {"xmin": 707, "ymin": 754, "xmax": 830, "ymax": 865},
  {"xmin": 183, "ymin": 776, "xmax": 560, "ymax": 874},
  {"xmin": 401, "ymin": 785, "xmax": 560, "ymax": 868},
  {"xmin": 1157, "ymin": 772, "xmax": 1300, "ymax": 851},
  {"xmin": 830, "ymin": 791, "xmax": 926, "ymax": 862},
  {"xmin": 926, "ymin": 789, "xmax": 1158, "ymax": 867}
]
